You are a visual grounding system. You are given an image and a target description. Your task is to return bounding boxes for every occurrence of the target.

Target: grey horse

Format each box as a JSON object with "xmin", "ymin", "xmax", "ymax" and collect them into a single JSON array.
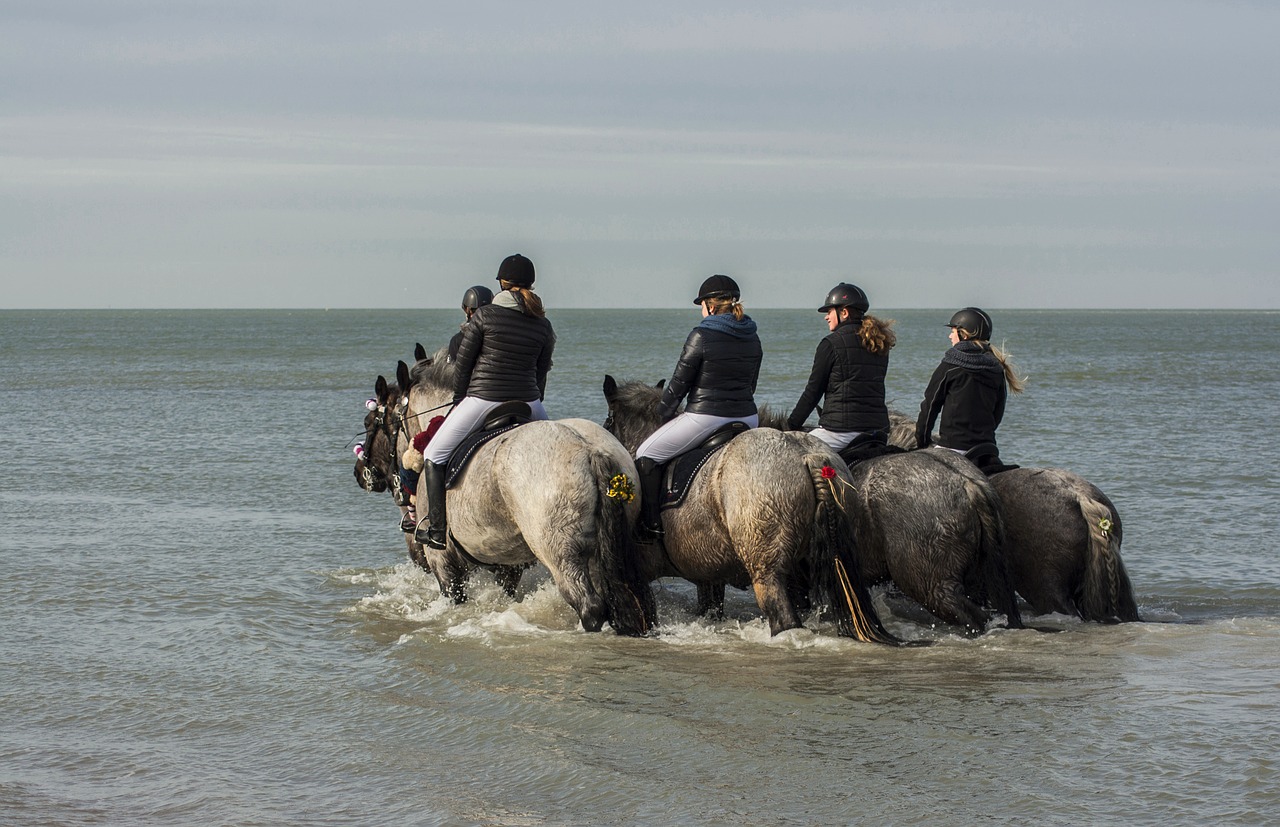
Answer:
[
  {"xmin": 886, "ymin": 412, "xmax": 1140, "ymax": 623},
  {"xmin": 396, "ymin": 349, "xmax": 655, "ymax": 636},
  {"xmin": 756, "ymin": 407, "xmax": 1022, "ymax": 634},
  {"xmin": 603, "ymin": 376, "xmax": 900, "ymax": 645},
  {"xmin": 990, "ymin": 468, "xmax": 1139, "ymax": 622}
]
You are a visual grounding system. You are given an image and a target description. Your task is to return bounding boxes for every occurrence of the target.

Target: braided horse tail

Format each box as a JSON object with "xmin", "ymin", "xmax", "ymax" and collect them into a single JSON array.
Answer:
[
  {"xmin": 1076, "ymin": 493, "xmax": 1140, "ymax": 622},
  {"xmin": 804, "ymin": 453, "xmax": 901, "ymax": 645}
]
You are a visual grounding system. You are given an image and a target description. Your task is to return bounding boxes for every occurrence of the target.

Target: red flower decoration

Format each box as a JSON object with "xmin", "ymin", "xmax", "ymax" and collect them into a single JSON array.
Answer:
[{"xmin": 820, "ymin": 465, "xmax": 837, "ymax": 479}]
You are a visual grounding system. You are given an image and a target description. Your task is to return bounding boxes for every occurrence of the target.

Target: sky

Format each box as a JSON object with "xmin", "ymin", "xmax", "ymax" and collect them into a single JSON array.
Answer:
[{"xmin": 2, "ymin": 1, "xmax": 1277, "ymax": 309}]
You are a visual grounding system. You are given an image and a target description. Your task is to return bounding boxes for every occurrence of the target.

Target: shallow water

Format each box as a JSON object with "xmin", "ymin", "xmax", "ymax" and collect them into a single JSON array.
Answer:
[{"xmin": 2, "ymin": 308, "xmax": 1277, "ymax": 825}]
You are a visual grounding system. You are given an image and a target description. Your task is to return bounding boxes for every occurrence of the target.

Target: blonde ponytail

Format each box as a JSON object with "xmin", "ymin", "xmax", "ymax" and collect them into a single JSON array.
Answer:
[
  {"xmin": 857, "ymin": 314, "xmax": 896, "ymax": 356},
  {"xmin": 987, "ymin": 343, "xmax": 1025, "ymax": 393}
]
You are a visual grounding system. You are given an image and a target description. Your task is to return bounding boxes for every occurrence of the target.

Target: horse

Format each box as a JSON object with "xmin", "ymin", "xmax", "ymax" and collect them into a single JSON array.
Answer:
[
  {"xmin": 394, "ymin": 349, "xmax": 656, "ymax": 636},
  {"xmin": 602, "ymin": 376, "xmax": 900, "ymax": 645},
  {"xmin": 352, "ymin": 363, "xmax": 531, "ymax": 597},
  {"xmin": 352, "ymin": 373, "xmax": 426, "ymax": 568},
  {"xmin": 989, "ymin": 468, "xmax": 1140, "ymax": 622},
  {"xmin": 753, "ymin": 407, "xmax": 1022, "ymax": 635},
  {"xmin": 885, "ymin": 413, "xmax": 1140, "ymax": 623}
]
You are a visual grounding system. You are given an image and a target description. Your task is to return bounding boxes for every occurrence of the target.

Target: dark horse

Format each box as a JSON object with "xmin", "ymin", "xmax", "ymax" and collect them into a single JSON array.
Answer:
[
  {"xmin": 353, "ymin": 373, "xmax": 426, "ymax": 568},
  {"xmin": 759, "ymin": 408, "xmax": 1022, "ymax": 635},
  {"xmin": 604, "ymin": 377, "xmax": 901, "ymax": 645},
  {"xmin": 991, "ymin": 468, "xmax": 1140, "ymax": 622},
  {"xmin": 887, "ymin": 412, "xmax": 1140, "ymax": 623}
]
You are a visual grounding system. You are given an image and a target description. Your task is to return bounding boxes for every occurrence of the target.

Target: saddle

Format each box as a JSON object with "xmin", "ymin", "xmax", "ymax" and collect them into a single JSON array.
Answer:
[
  {"xmin": 836, "ymin": 431, "xmax": 904, "ymax": 468},
  {"xmin": 444, "ymin": 401, "xmax": 534, "ymax": 488},
  {"xmin": 963, "ymin": 442, "xmax": 1020, "ymax": 476},
  {"xmin": 660, "ymin": 421, "xmax": 751, "ymax": 510}
]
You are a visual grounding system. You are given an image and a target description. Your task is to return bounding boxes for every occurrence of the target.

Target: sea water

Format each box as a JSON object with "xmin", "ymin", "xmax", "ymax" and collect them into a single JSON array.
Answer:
[{"xmin": 1, "ymin": 309, "xmax": 1277, "ymax": 826}]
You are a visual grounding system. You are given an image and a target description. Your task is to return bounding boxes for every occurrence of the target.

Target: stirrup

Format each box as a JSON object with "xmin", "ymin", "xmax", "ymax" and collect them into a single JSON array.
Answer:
[
  {"xmin": 399, "ymin": 511, "xmax": 416, "ymax": 533},
  {"xmin": 634, "ymin": 520, "xmax": 664, "ymax": 544},
  {"xmin": 413, "ymin": 516, "xmax": 447, "ymax": 550}
]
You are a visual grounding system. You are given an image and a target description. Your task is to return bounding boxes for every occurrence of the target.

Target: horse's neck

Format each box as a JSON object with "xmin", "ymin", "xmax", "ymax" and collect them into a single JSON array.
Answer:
[{"xmin": 408, "ymin": 386, "xmax": 451, "ymax": 436}]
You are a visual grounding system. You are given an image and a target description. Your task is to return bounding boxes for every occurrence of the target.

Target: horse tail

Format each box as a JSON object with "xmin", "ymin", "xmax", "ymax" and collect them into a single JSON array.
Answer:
[
  {"xmin": 966, "ymin": 473, "xmax": 1024, "ymax": 630},
  {"xmin": 804, "ymin": 453, "xmax": 900, "ymax": 645},
  {"xmin": 589, "ymin": 451, "xmax": 657, "ymax": 636},
  {"xmin": 1075, "ymin": 493, "xmax": 1140, "ymax": 622}
]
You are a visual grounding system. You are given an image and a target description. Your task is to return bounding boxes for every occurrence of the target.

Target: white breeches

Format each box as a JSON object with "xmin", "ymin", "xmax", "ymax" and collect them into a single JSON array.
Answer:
[
  {"xmin": 636, "ymin": 411, "xmax": 759, "ymax": 463},
  {"xmin": 425, "ymin": 396, "xmax": 549, "ymax": 465}
]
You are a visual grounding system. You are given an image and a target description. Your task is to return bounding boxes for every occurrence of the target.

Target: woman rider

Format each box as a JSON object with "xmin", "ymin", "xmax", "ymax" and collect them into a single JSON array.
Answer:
[
  {"xmin": 915, "ymin": 306, "xmax": 1024, "ymax": 473},
  {"xmin": 398, "ymin": 283, "xmax": 498, "ymax": 534},
  {"xmin": 418, "ymin": 253, "xmax": 554, "ymax": 549},
  {"xmin": 786, "ymin": 282, "xmax": 895, "ymax": 453},
  {"xmin": 634, "ymin": 274, "xmax": 762, "ymax": 540},
  {"xmin": 447, "ymin": 284, "xmax": 494, "ymax": 363}
]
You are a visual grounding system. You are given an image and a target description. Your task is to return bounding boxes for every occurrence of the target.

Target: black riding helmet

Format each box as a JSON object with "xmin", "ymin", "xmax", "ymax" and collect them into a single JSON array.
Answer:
[
  {"xmin": 496, "ymin": 253, "xmax": 535, "ymax": 288},
  {"xmin": 461, "ymin": 285, "xmax": 493, "ymax": 311},
  {"xmin": 694, "ymin": 274, "xmax": 740, "ymax": 305},
  {"xmin": 818, "ymin": 282, "xmax": 869, "ymax": 315},
  {"xmin": 947, "ymin": 307, "xmax": 993, "ymax": 341}
]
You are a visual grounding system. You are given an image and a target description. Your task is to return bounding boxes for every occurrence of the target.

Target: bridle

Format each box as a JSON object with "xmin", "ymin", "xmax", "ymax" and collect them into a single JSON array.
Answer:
[{"xmin": 358, "ymin": 394, "xmax": 409, "ymax": 502}]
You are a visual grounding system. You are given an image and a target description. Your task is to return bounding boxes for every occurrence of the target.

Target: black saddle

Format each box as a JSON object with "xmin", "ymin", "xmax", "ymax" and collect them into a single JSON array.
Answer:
[
  {"xmin": 963, "ymin": 441, "xmax": 1019, "ymax": 476},
  {"xmin": 660, "ymin": 421, "xmax": 751, "ymax": 510},
  {"xmin": 836, "ymin": 431, "xmax": 904, "ymax": 468},
  {"xmin": 444, "ymin": 401, "xmax": 534, "ymax": 488}
]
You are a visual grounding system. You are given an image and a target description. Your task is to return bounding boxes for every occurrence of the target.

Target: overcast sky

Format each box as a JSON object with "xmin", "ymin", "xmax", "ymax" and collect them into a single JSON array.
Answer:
[{"xmin": 3, "ymin": 1, "xmax": 1277, "ymax": 309}]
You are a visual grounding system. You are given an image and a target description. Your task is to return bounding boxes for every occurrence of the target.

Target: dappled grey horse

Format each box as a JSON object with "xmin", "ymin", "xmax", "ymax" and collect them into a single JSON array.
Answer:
[
  {"xmin": 396, "ymin": 349, "xmax": 655, "ymax": 636},
  {"xmin": 886, "ymin": 412, "xmax": 1140, "ymax": 623},
  {"xmin": 991, "ymin": 468, "xmax": 1139, "ymax": 622},
  {"xmin": 758, "ymin": 407, "xmax": 1022, "ymax": 634},
  {"xmin": 603, "ymin": 377, "xmax": 899, "ymax": 644}
]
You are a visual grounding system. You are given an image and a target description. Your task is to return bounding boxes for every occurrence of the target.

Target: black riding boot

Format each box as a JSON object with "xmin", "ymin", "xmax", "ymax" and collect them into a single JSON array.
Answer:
[
  {"xmin": 414, "ymin": 462, "xmax": 448, "ymax": 550},
  {"xmin": 635, "ymin": 456, "xmax": 665, "ymax": 542}
]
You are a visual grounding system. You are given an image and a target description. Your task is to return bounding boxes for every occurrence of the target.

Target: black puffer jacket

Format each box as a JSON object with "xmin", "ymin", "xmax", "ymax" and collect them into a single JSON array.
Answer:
[
  {"xmin": 787, "ymin": 318, "xmax": 889, "ymax": 433},
  {"xmin": 915, "ymin": 341, "xmax": 1007, "ymax": 451},
  {"xmin": 452, "ymin": 297, "xmax": 554, "ymax": 404},
  {"xmin": 658, "ymin": 314, "xmax": 762, "ymax": 419}
]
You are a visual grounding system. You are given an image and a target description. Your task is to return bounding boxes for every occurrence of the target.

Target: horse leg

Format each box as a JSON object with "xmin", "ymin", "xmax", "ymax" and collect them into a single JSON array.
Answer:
[
  {"xmin": 923, "ymin": 581, "xmax": 991, "ymax": 635},
  {"xmin": 426, "ymin": 546, "xmax": 472, "ymax": 604},
  {"xmin": 491, "ymin": 564, "xmax": 528, "ymax": 599},
  {"xmin": 752, "ymin": 574, "xmax": 802, "ymax": 636},
  {"xmin": 696, "ymin": 582, "xmax": 726, "ymax": 619},
  {"xmin": 541, "ymin": 542, "xmax": 608, "ymax": 633}
]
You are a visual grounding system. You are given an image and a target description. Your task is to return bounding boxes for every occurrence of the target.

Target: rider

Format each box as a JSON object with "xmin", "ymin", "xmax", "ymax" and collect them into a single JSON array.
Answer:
[
  {"xmin": 786, "ymin": 282, "xmax": 895, "ymax": 453},
  {"xmin": 447, "ymin": 285, "xmax": 494, "ymax": 363},
  {"xmin": 417, "ymin": 254, "xmax": 554, "ymax": 549},
  {"xmin": 915, "ymin": 307, "xmax": 1024, "ymax": 473},
  {"xmin": 399, "ymin": 284, "xmax": 498, "ymax": 533},
  {"xmin": 634, "ymin": 274, "xmax": 762, "ymax": 541}
]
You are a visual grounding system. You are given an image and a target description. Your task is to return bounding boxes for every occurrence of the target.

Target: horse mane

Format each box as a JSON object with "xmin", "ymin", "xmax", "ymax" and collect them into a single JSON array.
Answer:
[
  {"xmin": 408, "ymin": 345, "xmax": 455, "ymax": 392},
  {"xmin": 756, "ymin": 404, "xmax": 915, "ymax": 448},
  {"xmin": 756, "ymin": 403, "xmax": 788, "ymax": 430},
  {"xmin": 607, "ymin": 379, "xmax": 668, "ymax": 453}
]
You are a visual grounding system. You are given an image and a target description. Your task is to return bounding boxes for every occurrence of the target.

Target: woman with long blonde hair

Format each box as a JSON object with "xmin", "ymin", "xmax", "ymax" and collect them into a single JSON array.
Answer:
[
  {"xmin": 915, "ymin": 306, "xmax": 1023, "ymax": 474},
  {"xmin": 787, "ymin": 282, "xmax": 895, "ymax": 453},
  {"xmin": 418, "ymin": 253, "xmax": 554, "ymax": 549}
]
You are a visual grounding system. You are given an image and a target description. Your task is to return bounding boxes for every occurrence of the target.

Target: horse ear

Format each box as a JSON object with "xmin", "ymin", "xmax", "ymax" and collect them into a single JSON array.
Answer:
[
  {"xmin": 375, "ymin": 375, "xmax": 388, "ymax": 402},
  {"xmin": 414, "ymin": 342, "xmax": 427, "ymax": 362},
  {"xmin": 396, "ymin": 360, "xmax": 411, "ymax": 390},
  {"xmin": 603, "ymin": 374, "xmax": 617, "ymax": 400},
  {"xmin": 655, "ymin": 379, "xmax": 665, "ymax": 390}
]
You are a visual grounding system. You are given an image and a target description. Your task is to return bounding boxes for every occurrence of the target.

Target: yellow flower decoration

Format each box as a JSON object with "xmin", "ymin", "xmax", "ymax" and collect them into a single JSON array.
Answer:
[
  {"xmin": 1098, "ymin": 517, "xmax": 1113, "ymax": 535},
  {"xmin": 606, "ymin": 473, "xmax": 636, "ymax": 502}
]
